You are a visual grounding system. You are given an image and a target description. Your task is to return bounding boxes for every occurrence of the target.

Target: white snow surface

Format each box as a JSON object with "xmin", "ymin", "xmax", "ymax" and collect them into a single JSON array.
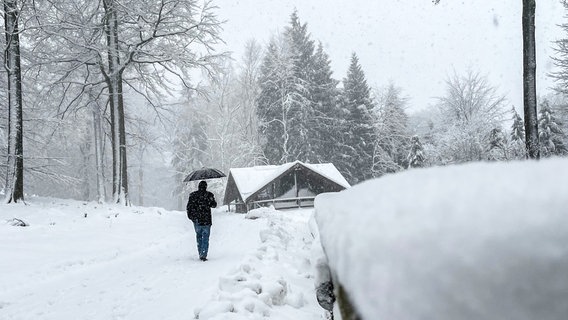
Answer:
[
  {"xmin": 0, "ymin": 201, "xmax": 324, "ymax": 319},
  {"xmin": 315, "ymin": 157, "xmax": 568, "ymax": 320},
  {"xmin": 229, "ymin": 161, "xmax": 349, "ymax": 201}
]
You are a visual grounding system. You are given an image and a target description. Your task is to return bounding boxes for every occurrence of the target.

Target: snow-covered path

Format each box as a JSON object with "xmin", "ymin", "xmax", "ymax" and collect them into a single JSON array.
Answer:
[{"xmin": 0, "ymin": 199, "xmax": 323, "ymax": 320}]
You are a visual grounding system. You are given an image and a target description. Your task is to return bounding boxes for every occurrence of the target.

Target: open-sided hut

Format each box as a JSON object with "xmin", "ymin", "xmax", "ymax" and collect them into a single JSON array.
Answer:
[{"xmin": 223, "ymin": 161, "xmax": 350, "ymax": 213}]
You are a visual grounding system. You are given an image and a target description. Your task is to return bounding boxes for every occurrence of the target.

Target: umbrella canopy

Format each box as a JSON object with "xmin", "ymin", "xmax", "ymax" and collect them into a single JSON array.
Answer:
[{"xmin": 183, "ymin": 167, "xmax": 226, "ymax": 182}]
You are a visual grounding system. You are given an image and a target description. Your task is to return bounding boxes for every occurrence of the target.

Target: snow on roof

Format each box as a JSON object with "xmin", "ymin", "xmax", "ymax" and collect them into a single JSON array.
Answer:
[
  {"xmin": 303, "ymin": 162, "xmax": 350, "ymax": 189},
  {"xmin": 230, "ymin": 161, "xmax": 349, "ymax": 202}
]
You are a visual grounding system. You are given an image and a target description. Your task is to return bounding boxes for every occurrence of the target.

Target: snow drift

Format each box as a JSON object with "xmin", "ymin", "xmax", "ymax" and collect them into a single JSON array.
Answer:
[{"xmin": 315, "ymin": 158, "xmax": 568, "ymax": 320}]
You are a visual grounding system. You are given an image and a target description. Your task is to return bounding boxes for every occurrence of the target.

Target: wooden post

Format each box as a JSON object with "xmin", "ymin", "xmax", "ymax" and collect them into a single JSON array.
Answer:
[{"xmin": 294, "ymin": 166, "xmax": 300, "ymax": 207}]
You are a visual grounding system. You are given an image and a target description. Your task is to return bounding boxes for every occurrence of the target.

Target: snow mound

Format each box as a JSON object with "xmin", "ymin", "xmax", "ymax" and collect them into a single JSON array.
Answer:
[
  {"xmin": 244, "ymin": 206, "xmax": 277, "ymax": 220},
  {"xmin": 194, "ymin": 208, "xmax": 322, "ymax": 320},
  {"xmin": 315, "ymin": 158, "xmax": 568, "ymax": 320}
]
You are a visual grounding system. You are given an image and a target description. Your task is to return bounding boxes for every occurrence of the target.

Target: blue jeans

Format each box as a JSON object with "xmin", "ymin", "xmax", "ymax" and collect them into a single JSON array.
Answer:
[{"xmin": 193, "ymin": 224, "xmax": 211, "ymax": 259}]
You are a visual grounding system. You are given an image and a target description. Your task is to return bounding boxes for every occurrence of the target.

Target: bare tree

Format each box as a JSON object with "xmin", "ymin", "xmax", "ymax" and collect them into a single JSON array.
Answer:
[
  {"xmin": 31, "ymin": 0, "xmax": 225, "ymax": 205},
  {"xmin": 373, "ymin": 83, "xmax": 410, "ymax": 175},
  {"xmin": 3, "ymin": 0, "xmax": 24, "ymax": 203},
  {"xmin": 235, "ymin": 40, "xmax": 264, "ymax": 165},
  {"xmin": 435, "ymin": 70, "xmax": 507, "ymax": 163},
  {"xmin": 550, "ymin": 1, "xmax": 568, "ymax": 95},
  {"xmin": 433, "ymin": 0, "xmax": 540, "ymax": 159}
]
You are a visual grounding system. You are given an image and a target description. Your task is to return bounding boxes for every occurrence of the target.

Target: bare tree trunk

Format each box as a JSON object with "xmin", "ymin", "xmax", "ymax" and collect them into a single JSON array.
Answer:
[
  {"xmin": 80, "ymin": 119, "xmax": 92, "ymax": 200},
  {"xmin": 92, "ymin": 102, "xmax": 106, "ymax": 203},
  {"xmin": 117, "ymin": 73, "xmax": 128, "ymax": 204},
  {"xmin": 522, "ymin": 0, "xmax": 540, "ymax": 159},
  {"xmin": 3, "ymin": 0, "xmax": 24, "ymax": 204},
  {"xmin": 103, "ymin": 0, "xmax": 129, "ymax": 205},
  {"xmin": 138, "ymin": 144, "xmax": 144, "ymax": 206}
]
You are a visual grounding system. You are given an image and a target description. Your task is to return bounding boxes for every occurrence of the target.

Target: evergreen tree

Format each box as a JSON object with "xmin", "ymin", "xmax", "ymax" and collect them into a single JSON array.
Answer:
[
  {"xmin": 407, "ymin": 135, "xmax": 425, "ymax": 168},
  {"xmin": 256, "ymin": 38, "xmax": 302, "ymax": 164},
  {"xmin": 256, "ymin": 11, "xmax": 339, "ymax": 165},
  {"xmin": 375, "ymin": 84, "xmax": 410, "ymax": 174},
  {"xmin": 283, "ymin": 11, "xmax": 316, "ymax": 162},
  {"xmin": 287, "ymin": 10, "xmax": 315, "ymax": 84},
  {"xmin": 340, "ymin": 53, "xmax": 377, "ymax": 184},
  {"xmin": 311, "ymin": 42, "xmax": 341, "ymax": 164},
  {"xmin": 509, "ymin": 107, "xmax": 527, "ymax": 159},
  {"xmin": 538, "ymin": 100, "xmax": 567, "ymax": 157},
  {"xmin": 485, "ymin": 128, "xmax": 508, "ymax": 161}
]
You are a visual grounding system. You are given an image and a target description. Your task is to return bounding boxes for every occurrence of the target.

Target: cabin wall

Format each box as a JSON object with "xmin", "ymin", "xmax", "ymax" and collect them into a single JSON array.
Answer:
[{"xmin": 227, "ymin": 164, "xmax": 348, "ymax": 213}]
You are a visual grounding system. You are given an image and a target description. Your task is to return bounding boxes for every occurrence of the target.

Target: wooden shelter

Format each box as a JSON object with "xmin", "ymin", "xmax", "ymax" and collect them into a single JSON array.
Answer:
[{"xmin": 223, "ymin": 161, "xmax": 350, "ymax": 213}]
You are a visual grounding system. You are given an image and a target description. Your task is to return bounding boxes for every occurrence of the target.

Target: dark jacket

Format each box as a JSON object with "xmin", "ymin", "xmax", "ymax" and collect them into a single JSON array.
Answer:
[{"xmin": 186, "ymin": 182, "xmax": 217, "ymax": 225}]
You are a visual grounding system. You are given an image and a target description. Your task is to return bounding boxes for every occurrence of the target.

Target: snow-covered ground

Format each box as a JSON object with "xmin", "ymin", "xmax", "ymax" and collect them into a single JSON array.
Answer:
[
  {"xmin": 4, "ymin": 158, "xmax": 568, "ymax": 320},
  {"xmin": 0, "ymin": 200, "xmax": 324, "ymax": 320},
  {"xmin": 316, "ymin": 157, "xmax": 568, "ymax": 320}
]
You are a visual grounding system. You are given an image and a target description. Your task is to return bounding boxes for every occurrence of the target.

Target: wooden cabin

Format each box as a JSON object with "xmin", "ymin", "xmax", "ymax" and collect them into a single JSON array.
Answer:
[{"xmin": 223, "ymin": 161, "xmax": 350, "ymax": 213}]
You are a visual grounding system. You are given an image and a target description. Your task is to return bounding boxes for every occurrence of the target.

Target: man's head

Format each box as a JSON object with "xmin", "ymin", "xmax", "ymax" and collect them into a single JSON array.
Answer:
[{"xmin": 198, "ymin": 180, "xmax": 207, "ymax": 190}]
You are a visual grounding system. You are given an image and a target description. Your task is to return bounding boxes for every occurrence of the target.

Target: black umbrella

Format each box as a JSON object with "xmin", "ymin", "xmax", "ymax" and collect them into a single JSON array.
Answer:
[{"xmin": 183, "ymin": 167, "xmax": 226, "ymax": 182}]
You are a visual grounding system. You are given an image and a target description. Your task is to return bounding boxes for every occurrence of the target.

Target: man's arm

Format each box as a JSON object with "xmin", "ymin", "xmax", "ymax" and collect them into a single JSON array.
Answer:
[
  {"xmin": 186, "ymin": 194, "xmax": 196, "ymax": 220},
  {"xmin": 209, "ymin": 193, "xmax": 217, "ymax": 208}
]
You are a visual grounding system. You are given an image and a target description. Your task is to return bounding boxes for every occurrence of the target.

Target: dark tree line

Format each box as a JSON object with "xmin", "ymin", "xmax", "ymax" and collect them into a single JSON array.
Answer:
[{"xmin": 256, "ymin": 12, "xmax": 379, "ymax": 184}]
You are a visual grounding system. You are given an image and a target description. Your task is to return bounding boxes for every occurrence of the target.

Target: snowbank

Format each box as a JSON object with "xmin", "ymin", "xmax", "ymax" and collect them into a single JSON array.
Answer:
[
  {"xmin": 315, "ymin": 158, "xmax": 568, "ymax": 320},
  {"xmin": 195, "ymin": 207, "xmax": 323, "ymax": 320}
]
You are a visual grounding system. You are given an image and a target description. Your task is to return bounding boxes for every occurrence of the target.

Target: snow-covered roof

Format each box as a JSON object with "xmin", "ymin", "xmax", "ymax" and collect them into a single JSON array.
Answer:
[{"xmin": 230, "ymin": 161, "xmax": 349, "ymax": 202}]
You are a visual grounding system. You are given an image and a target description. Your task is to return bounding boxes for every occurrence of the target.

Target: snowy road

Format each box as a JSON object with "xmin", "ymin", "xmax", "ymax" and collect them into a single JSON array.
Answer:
[{"xmin": 0, "ymin": 199, "xmax": 323, "ymax": 319}]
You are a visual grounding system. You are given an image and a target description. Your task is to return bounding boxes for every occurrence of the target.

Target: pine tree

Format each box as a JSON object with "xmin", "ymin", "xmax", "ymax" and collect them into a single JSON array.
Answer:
[
  {"xmin": 283, "ymin": 11, "xmax": 316, "ymax": 162},
  {"xmin": 311, "ymin": 42, "xmax": 340, "ymax": 164},
  {"xmin": 256, "ymin": 11, "xmax": 338, "ymax": 165},
  {"xmin": 340, "ymin": 53, "xmax": 377, "ymax": 184},
  {"xmin": 485, "ymin": 128, "xmax": 508, "ymax": 161},
  {"xmin": 509, "ymin": 107, "xmax": 526, "ymax": 159},
  {"xmin": 256, "ymin": 38, "xmax": 300, "ymax": 164},
  {"xmin": 407, "ymin": 136, "xmax": 425, "ymax": 168},
  {"xmin": 538, "ymin": 100, "xmax": 567, "ymax": 157}
]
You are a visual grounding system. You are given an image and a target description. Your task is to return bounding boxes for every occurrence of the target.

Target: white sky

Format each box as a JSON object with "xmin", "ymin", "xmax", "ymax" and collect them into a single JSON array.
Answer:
[{"xmin": 216, "ymin": 0, "xmax": 565, "ymax": 113}]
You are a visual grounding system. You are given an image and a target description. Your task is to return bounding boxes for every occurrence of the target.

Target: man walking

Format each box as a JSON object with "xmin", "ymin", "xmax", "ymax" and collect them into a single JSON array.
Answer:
[{"xmin": 186, "ymin": 180, "xmax": 217, "ymax": 261}]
